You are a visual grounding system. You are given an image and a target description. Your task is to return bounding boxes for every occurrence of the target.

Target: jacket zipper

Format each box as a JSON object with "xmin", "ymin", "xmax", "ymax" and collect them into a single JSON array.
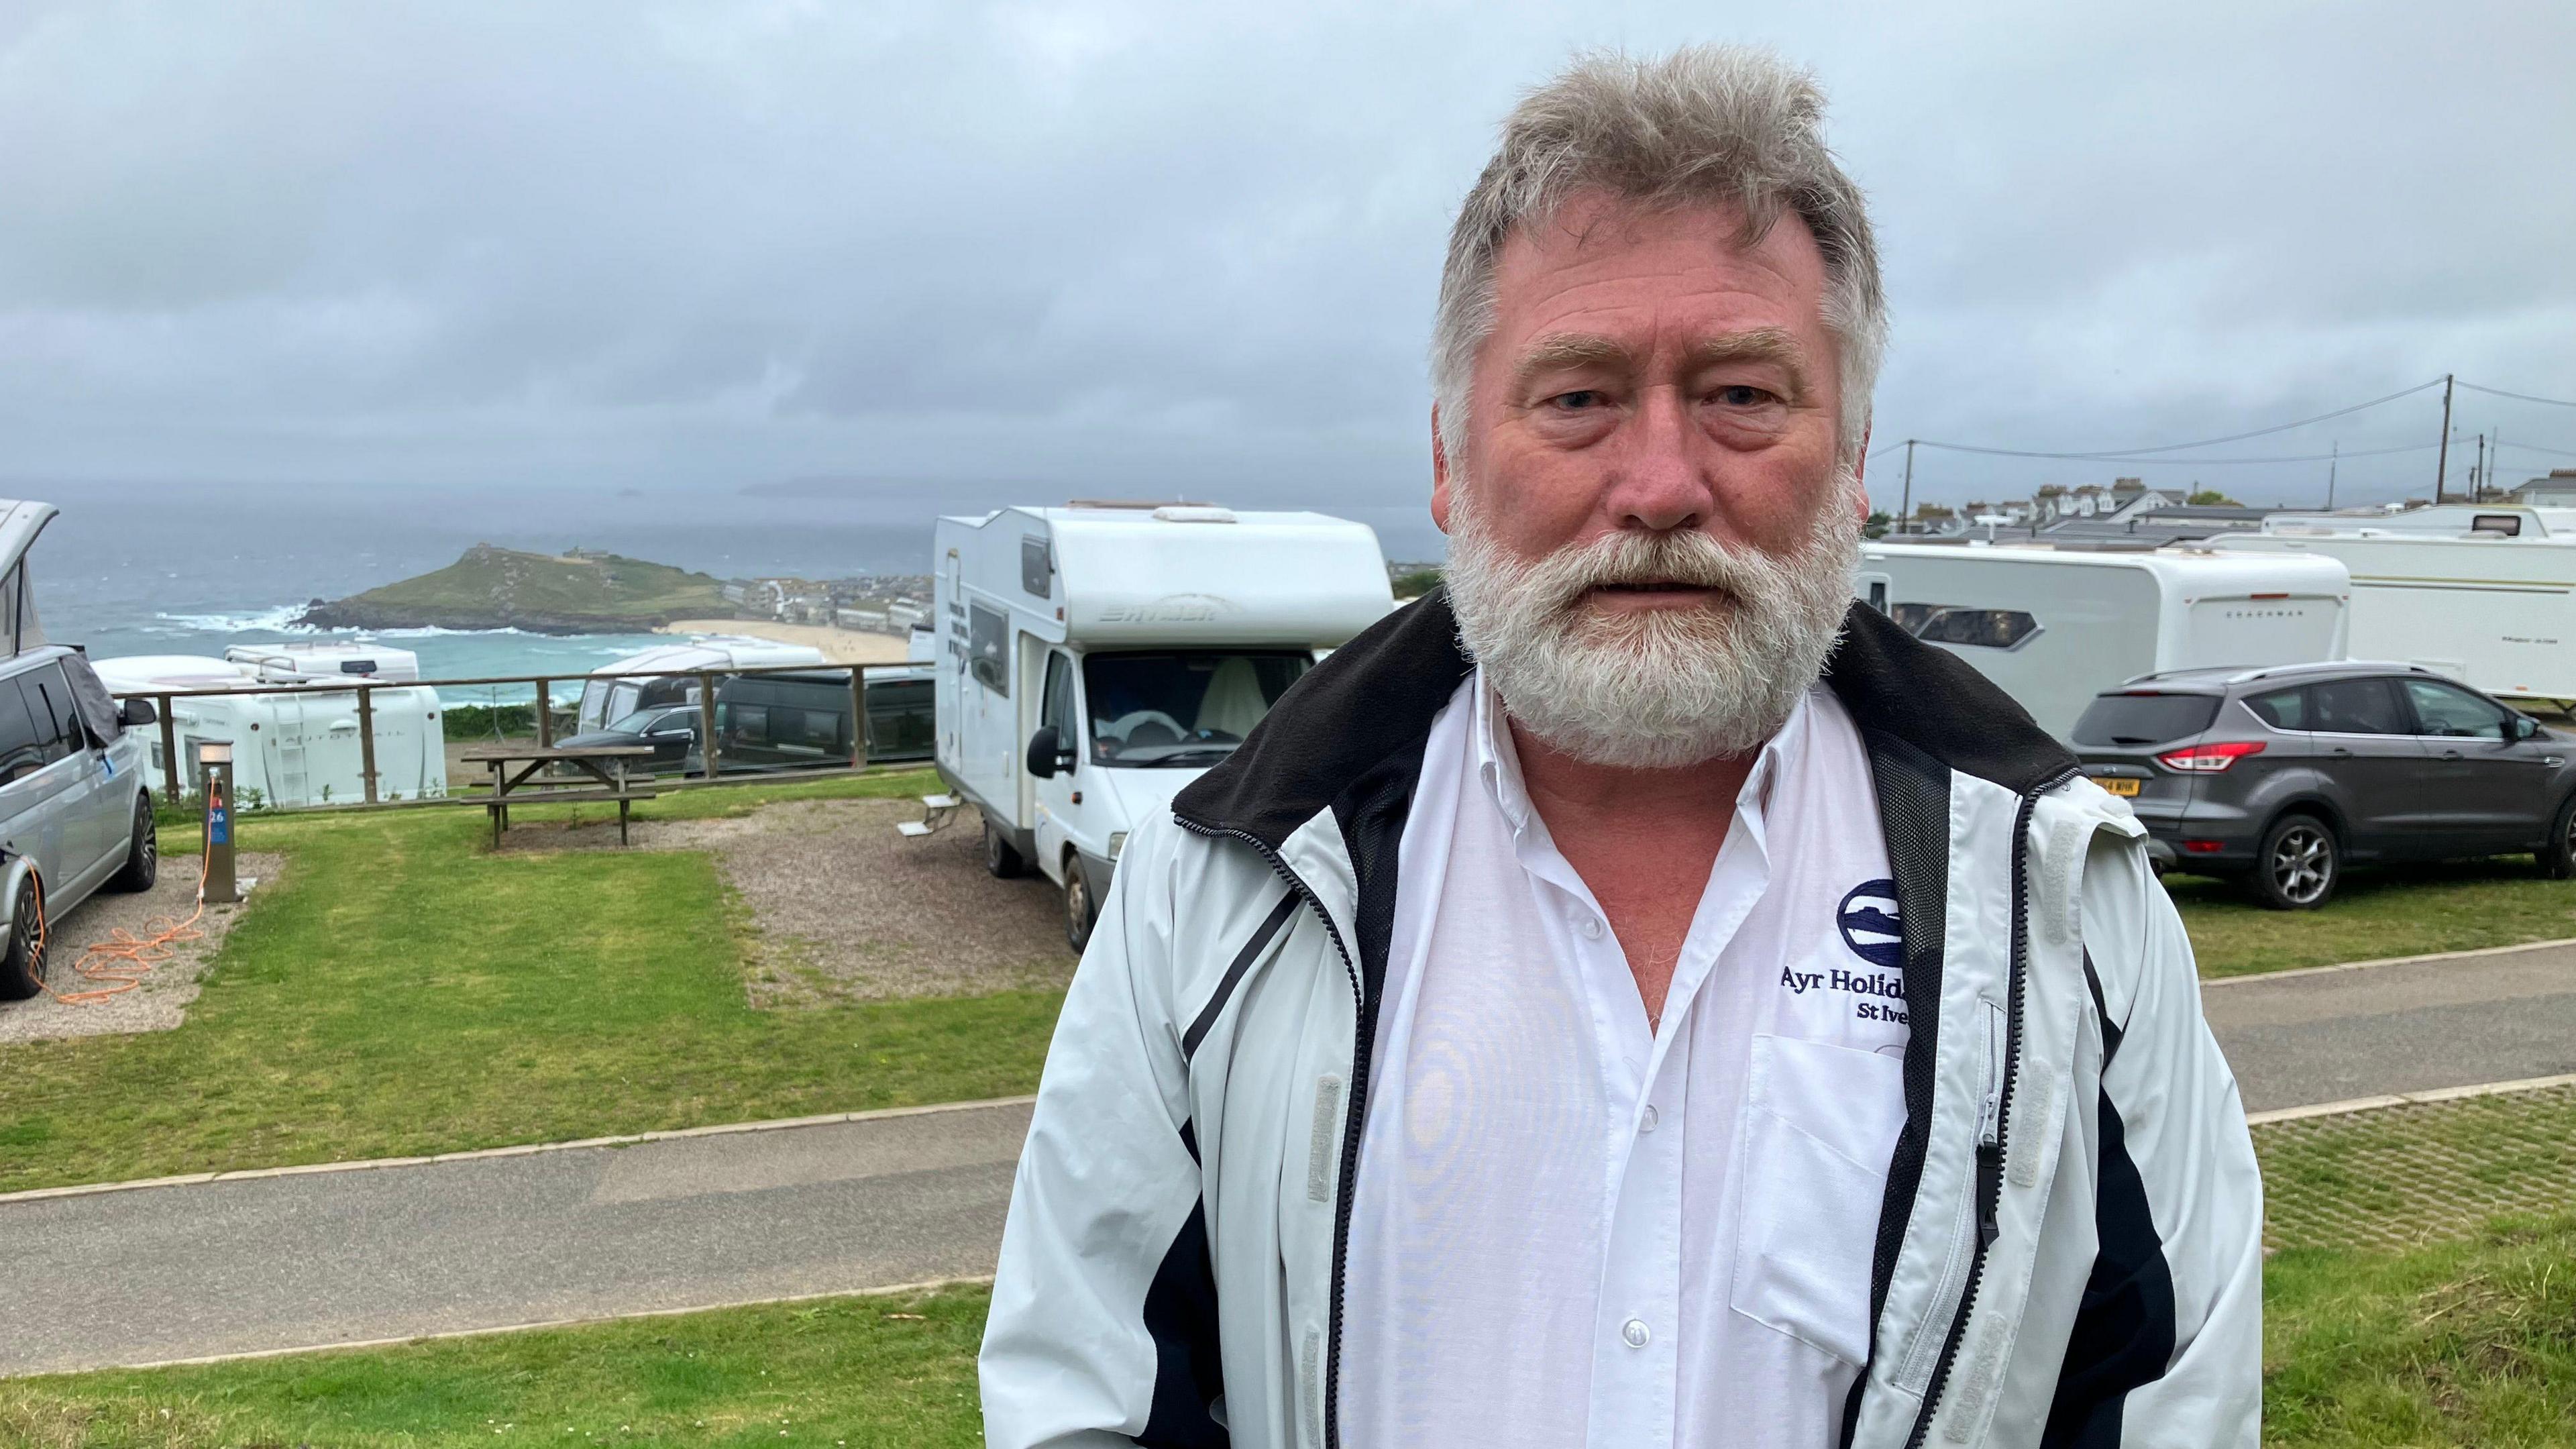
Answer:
[
  {"xmin": 1901, "ymin": 774, "xmax": 2066, "ymax": 1448},
  {"xmin": 1173, "ymin": 816, "xmax": 1368, "ymax": 1449}
]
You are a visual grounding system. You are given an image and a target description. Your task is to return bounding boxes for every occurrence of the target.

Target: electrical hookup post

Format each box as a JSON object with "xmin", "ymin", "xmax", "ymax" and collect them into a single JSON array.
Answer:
[{"xmin": 199, "ymin": 741, "xmax": 239, "ymax": 906}]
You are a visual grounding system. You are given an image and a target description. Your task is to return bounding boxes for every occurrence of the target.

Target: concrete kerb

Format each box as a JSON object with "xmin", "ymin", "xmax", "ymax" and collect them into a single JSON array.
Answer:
[
  {"xmin": 25, "ymin": 1275, "xmax": 999, "ymax": 1379},
  {"xmin": 0, "ymin": 1095, "xmax": 1038, "ymax": 1208},
  {"xmin": 2244, "ymin": 1072, "xmax": 2576, "ymax": 1127}
]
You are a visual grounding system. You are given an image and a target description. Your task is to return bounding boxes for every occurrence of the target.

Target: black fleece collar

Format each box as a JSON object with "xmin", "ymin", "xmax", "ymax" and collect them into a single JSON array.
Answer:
[{"xmin": 1171, "ymin": 588, "xmax": 2076, "ymax": 848}]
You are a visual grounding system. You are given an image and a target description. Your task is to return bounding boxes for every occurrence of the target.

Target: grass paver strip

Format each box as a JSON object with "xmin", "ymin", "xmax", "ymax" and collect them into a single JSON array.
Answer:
[
  {"xmin": 2256, "ymin": 1084, "xmax": 2576, "ymax": 1255},
  {"xmin": 0, "ymin": 770, "xmax": 1060, "ymax": 1196}
]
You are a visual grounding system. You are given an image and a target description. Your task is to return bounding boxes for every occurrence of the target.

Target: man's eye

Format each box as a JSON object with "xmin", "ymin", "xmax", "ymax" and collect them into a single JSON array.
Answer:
[
  {"xmin": 1548, "ymin": 390, "xmax": 1607, "ymax": 411},
  {"xmin": 1714, "ymin": 385, "xmax": 1775, "ymax": 407}
]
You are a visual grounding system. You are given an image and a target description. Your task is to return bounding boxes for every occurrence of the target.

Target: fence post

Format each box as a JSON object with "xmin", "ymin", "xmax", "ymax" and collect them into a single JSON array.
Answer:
[
  {"xmin": 157, "ymin": 694, "xmax": 182, "ymax": 805},
  {"xmin": 698, "ymin": 672, "xmax": 720, "ymax": 780},
  {"xmin": 535, "ymin": 679, "xmax": 553, "ymax": 749},
  {"xmin": 357, "ymin": 684, "xmax": 380, "ymax": 804},
  {"xmin": 849, "ymin": 665, "xmax": 868, "ymax": 771}
]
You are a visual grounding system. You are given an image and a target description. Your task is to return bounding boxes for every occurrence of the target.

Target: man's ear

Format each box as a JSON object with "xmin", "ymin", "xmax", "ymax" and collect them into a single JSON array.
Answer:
[
  {"xmin": 1430, "ymin": 405, "xmax": 1454, "ymax": 535},
  {"xmin": 1851, "ymin": 424, "xmax": 1872, "ymax": 523}
]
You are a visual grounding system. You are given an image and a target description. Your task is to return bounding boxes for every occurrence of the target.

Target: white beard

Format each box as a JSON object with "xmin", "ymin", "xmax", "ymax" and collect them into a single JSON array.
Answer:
[{"xmin": 1444, "ymin": 471, "xmax": 1863, "ymax": 769}]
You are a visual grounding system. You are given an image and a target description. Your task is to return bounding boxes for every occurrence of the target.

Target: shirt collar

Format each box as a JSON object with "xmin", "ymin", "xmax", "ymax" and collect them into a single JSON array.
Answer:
[{"xmin": 1470, "ymin": 667, "xmax": 1814, "ymax": 841}]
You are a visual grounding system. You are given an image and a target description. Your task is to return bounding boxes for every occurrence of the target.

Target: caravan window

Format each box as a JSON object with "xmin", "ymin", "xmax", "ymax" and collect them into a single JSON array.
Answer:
[
  {"xmin": 1083, "ymin": 651, "xmax": 1311, "ymax": 767},
  {"xmin": 1911, "ymin": 606, "xmax": 2041, "ymax": 650},
  {"xmin": 969, "ymin": 604, "xmax": 1010, "ymax": 696},
  {"xmin": 1022, "ymin": 538, "xmax": 1053, "ymax": 598}
]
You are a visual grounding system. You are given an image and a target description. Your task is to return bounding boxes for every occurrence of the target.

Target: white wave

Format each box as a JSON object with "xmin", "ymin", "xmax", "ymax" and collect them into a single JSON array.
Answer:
[{"xmin": 151, "ymin": 605, "xmax": 316, "ymax": 633}]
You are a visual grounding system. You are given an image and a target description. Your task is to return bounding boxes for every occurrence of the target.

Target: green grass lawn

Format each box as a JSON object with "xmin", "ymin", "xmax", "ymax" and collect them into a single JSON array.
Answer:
[
  {"xmin": 2171, "ymin": 857, "xmax": 2576, "ymax": 977},
  {"xmin": 8, "ymin": 1230, "xmax": 2572, "ymax": 1448},
  {"xmin": 1, "ymin": 770, "xmax": 1060, "ymax": 1196}
]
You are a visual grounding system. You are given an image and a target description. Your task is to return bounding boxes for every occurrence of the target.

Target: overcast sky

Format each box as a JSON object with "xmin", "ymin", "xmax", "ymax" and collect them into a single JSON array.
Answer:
[{"xmin": 6, "ymin": 0, "xmax": 2573, "ymax": 554}]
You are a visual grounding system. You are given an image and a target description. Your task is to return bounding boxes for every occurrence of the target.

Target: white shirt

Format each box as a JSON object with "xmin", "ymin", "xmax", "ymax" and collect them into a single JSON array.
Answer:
[{"xmin": 1338, "ymin": 673, "xmax": 1909, "ymax": 1449}]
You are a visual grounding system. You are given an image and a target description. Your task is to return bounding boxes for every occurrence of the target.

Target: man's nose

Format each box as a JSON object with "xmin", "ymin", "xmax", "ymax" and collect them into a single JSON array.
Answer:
[{"xmin": 1603, "ymin": 386, "xmax": 1712, "ymax": 532}]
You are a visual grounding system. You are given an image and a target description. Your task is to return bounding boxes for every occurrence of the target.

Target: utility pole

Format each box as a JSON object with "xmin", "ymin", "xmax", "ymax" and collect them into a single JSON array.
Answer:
[
  {"xmin": 2434, "ymin": 372, "xmax": 2455, "ymax": 503},
  {"xmin": 2326, "ymin": 440, "xmax": 2339, "ymax": 510},
  {"xmin": 2473, "ymin": 432, "xmax": 2487, "ymax": 500},
  {"xmin": 1899, "ymin": 439, "xmax": 1915, "ymax": 535}
]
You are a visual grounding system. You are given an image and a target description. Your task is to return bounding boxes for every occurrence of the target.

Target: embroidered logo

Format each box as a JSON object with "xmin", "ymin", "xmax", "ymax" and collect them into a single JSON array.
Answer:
[{"xmin": 1837, "ymin": 879, "xmax": 1902, "ymax": 970}]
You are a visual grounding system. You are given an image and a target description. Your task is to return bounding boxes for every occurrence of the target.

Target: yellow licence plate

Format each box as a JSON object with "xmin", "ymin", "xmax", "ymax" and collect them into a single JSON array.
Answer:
[{"xmin": 2094, "ymin": 775, "xmax": 2141, "ymax": 797}]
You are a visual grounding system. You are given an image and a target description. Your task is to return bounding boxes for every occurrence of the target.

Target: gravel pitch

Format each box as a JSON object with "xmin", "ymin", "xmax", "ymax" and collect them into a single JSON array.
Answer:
[
  {"xmin": 0, "ymin": 851, "xmax": 286, "ymax": 1044},
  {"xmin": 496, "ymin": 798, "xmax": 1072, "ymax": 1004}
]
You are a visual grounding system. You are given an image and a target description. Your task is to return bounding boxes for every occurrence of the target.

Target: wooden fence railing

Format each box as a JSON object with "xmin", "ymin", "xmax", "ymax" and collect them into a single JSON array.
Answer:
[{"xmin": 109, "ymin": 661, "xmax": 920, "ymax": 808}]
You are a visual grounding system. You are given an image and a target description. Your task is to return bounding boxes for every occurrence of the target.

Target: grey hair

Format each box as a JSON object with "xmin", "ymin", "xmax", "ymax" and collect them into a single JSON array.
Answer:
[{"xmin": 1432, "ymin": 46, "xmax": 1886, "ymax": 470}]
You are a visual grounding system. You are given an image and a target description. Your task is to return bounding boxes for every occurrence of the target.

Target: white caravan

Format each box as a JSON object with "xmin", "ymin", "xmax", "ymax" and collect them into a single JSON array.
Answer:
[
  {"xmin": 931, "ymin": 504, "xmax": 1393, "ymax": 950},
  {"xmin": 223, "ymin": 639, "xmax": 423, "ymax": 683},
  {"xmin": 89, "ymin": 655, "xmax": 447, "ymax": 808},
  {"xmin": 575, "ymin": 636, "xmax": 826, "ymax": 733},
  {"xmin": 1855, "ymin": 543, "xmax": 2351, "ymax": 738},
  {"xmin": 2209, "ymin": 506, "xmax": 2576, "ymax": 705}
]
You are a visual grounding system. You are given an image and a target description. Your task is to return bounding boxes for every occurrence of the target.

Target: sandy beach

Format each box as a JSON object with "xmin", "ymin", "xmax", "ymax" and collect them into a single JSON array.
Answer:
[{"xmin": 657, "ymin": 619, "xmax": 914, "ymax": 665}]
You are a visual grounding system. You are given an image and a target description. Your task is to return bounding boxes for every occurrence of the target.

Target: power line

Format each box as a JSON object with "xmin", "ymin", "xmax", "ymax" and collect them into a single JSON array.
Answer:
[
  {"xmin": 1896, "ymin": 376, "xmax": 2444, "ymax": 463},
  {"xmin": 1913, "ymin": 438, "xmax": 2440, "ymax": 466},
  {"xmin": 2459, "ymin": 380, "xmax": 2576, "ymax": 410}
]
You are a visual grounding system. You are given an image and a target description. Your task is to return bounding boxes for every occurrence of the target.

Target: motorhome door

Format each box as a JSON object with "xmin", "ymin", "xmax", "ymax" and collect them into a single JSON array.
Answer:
[{"xmin": 1031, "ymin": 649, "xmax": 1079, "ymax": 885}]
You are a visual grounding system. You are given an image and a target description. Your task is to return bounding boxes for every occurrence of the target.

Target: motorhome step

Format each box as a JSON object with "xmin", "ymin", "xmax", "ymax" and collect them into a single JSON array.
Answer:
[
  {"xmin": 895, "ymin": 820, "xmax": 937, "ymax": 837},
  {"xmin": 921, "ymin": 793, "xmax": 959, "ymax": 809}
]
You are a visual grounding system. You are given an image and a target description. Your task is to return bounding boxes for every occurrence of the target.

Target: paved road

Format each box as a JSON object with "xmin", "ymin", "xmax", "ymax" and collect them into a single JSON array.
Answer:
[
  {"xmin": 2204, "ymin": 943, "xmax": 2576, "ymax": 1112},
  {"xmin": 0, "ymin": 1102, "xmax": 1031, "ymax": 1377},
  {"xmin": 8, "ymin": 944, "xmax": 2574, "ymax": 1377}
]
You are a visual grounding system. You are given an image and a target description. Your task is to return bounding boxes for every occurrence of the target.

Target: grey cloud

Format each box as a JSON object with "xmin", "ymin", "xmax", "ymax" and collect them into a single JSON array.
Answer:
[{"xmin": 1, "ymin": 0, "xmax": 2570, "ymax": 535}]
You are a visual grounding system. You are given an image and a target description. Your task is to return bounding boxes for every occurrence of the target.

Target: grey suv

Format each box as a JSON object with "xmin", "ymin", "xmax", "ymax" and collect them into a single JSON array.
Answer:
[
  {"xmin": 2071, "ymin": 661, "xmax": 2576, "ymax": 910},
  {"xmin": 0, "ymin": 646, "xmax": 160, "ymax": 996}
]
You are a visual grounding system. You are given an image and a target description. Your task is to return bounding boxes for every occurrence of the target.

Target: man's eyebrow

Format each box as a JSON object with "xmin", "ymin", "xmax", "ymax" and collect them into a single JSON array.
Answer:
[
  {"xmin": 1681, "ymin": 328, "xmax": 1811, "ymax": 401},
  {"xmin": 1511, "ymin": 327, "xmax": 1813, "ymax": 401},
  {"xmin": 1511, "ymin": 333, "xmax": 1632, "ymax": 387}
]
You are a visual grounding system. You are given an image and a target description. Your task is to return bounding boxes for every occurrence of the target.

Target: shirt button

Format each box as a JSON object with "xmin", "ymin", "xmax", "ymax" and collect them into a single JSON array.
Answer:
[
  {"xmin": 1579, "ymin": 916, "xmax": 1604, "ymax": 941},
  {"xmin": 1621, "ymin": 1319, "xmax": 1651, "ymax": 1348},
  {"xmin": 1640, "ymin": 1105, "xmax": 1660, "ymax": 1134}
]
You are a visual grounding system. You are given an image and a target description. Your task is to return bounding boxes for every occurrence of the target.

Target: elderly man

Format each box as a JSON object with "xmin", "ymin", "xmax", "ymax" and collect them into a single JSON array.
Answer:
[{"xmin": 982, "ymin": 45, "xmax": 2261, "ymax": 1449}]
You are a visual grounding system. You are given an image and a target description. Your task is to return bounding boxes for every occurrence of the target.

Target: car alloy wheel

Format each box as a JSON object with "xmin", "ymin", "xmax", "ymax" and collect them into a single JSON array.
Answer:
[{"xmin": 2268, "ymin": 821, "xmax": 2334, "ymax": 906}]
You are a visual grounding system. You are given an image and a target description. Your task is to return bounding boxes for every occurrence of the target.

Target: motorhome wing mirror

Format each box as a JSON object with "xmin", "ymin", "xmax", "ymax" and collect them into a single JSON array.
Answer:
[
  {"xmin": 1026, "ymin": 726, "xmax": 1069, "ymax": 779},
  {"xmin": 119, "ymin": 698, "xmax": 158, "ymax": 729}
]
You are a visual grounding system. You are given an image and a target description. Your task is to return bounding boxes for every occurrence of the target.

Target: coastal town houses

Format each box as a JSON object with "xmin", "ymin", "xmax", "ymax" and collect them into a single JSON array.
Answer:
[{"xmin": 2511, "ymin": 468, "xmax": 2576, "ymax": 506}]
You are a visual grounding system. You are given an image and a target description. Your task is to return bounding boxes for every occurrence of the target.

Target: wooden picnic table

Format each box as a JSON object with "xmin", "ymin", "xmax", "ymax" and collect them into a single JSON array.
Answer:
[{"xmin": 458, "ymin": 742, "xmax": 661, "ymax": 846}]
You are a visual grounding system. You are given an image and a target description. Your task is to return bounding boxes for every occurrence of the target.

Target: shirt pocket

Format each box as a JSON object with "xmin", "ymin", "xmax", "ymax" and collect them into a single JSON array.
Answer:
[{"xmin": 1727, "ymin": 1032, "xmax": 1907, "ymax": 1366}]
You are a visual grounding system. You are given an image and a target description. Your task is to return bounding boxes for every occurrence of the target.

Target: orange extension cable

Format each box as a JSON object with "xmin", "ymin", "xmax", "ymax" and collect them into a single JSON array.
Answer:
[{"xmin": 22, "ymin": 817, "xmax": 211, "ymax": 1008}]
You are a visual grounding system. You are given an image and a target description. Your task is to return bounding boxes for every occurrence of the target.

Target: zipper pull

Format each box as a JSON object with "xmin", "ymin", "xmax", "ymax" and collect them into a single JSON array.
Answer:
[{"xmin": 1975, "ymin": 1000, "xmax": 2006, "ymax": 1250}]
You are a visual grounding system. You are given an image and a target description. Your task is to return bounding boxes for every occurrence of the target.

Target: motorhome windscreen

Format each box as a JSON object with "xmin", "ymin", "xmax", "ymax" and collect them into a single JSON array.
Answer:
[
  {"xmin": 2071, "ymin": 692, "xmax": 2223, "ymax": 747},
  {"xmin": 1083, "ymin": 651, "xmax": 1312, "ymax": 767}
]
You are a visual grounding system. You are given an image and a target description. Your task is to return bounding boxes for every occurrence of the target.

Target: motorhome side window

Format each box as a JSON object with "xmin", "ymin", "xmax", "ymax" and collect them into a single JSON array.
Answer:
[
  {"xmin": 1909, "ymin": 606, "xmax": 2041, "ymax": 650},
  {"xmin": 1021, "ymin": 538, "xmax": 1053, "ymax": 598},
  {"xmin": 0, "ymin": 674, "xmax": 50, "ymax": 784},
  {"xmin": 1083, "ymin": 651, "xmax": 1312, "ymax": 767},
  {"xmin": 969, "ymin": 604, "xmax": 1010, "ymax": 696}
]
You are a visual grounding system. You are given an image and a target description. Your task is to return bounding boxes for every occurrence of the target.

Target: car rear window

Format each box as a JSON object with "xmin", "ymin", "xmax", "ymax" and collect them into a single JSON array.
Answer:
[{"xmin": 2072, "ymin": 692, "xmax": 2222, "ymax": 746}]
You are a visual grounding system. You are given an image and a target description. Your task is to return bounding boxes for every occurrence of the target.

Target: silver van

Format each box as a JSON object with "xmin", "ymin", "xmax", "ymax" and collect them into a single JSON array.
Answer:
[{"xmin": 0, "ymin": 646, "xmax": 160, "ymax": 998}]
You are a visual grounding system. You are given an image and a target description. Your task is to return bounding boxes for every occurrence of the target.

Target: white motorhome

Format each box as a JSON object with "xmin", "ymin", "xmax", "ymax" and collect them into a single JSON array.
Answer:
[
  {"xmin": 89, "ymin": 654, "xmax": 447, "ymax": 808},
  {"xmin": 574, "ymin": 636, "xmax": 826, "ymax": 734},
  {"xmin": 931, "ymin": 503, "xmax": 1393, "ymax": 949},
  {"xmin": 2209, "ymin": 506, "xmax": 2576, "ymax": 705},
  {"xmin": 1856, "ymin": 542, "xmax": 2351, "ymax": 737}
]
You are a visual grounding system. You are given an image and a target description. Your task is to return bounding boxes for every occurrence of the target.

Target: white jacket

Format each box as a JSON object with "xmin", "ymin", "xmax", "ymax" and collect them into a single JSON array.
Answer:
[{"xmin": 982, "ymin": 595, "xmax": 2263, "ymax": 1449}]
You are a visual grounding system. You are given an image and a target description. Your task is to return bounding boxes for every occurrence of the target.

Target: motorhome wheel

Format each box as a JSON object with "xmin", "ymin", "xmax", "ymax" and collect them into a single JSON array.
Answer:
[
  {"xmin": 983, "ymin": 819, "xmax": 1025, "ymax": 879},
  {"xmin": 1064, "ymin": 869, "xmax": 1095, "ymax": 955},
  {"xmin": 109, "ymin": 796, "xmax": 159, "ymax": 893},
  {"xmin": 0, "ymin": 873, "xmax": 44, "ymax": 1002}
]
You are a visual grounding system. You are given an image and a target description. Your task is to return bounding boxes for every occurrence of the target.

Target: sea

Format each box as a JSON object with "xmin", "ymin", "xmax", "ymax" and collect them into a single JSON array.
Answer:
[
  {"xmin": 40, "ymin": 480, "xmax": 1440, "ymax": 705},
  {"xmin": 42, "ymin": 482, "xmax": 960, "ymax": 706}
]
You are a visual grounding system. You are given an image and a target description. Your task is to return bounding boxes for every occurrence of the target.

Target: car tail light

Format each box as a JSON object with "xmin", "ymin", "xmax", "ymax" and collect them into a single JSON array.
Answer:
[{"xmin": 2158, "ymin": 739, "xmax": 2266, "ymax": 772}]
